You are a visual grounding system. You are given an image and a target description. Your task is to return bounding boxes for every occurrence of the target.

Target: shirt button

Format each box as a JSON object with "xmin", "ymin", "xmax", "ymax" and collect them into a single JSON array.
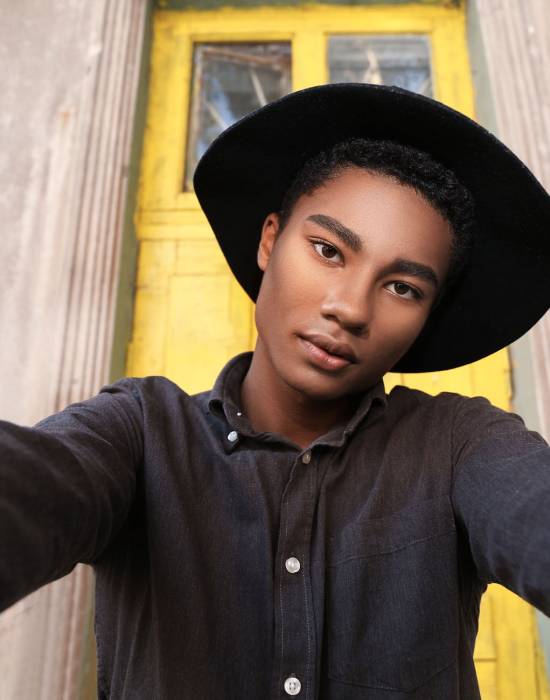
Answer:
[
  {"xmin": 285, "ymin": 557, "xmax": 301, "ymax": 574},
  {"xmin": 301, "ymin": 450, "xmax": 311, "ymax": 464},
  {"xmin": 284, "ymin": 676, "xmax": 301, "ymax": 695},
  {"xmin": 227, "ymin": 431, "xmax": 238, "ymax": 442}
]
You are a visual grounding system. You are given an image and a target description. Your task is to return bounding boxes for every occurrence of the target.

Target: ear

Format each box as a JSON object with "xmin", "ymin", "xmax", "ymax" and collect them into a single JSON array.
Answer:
[{"xmin": 257, "ymin": 212, "xmax": 281, "ymax": 272}]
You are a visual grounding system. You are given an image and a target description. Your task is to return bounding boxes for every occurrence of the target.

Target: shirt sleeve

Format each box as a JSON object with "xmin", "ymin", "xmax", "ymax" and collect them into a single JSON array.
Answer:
[
  {"xmin": 451, "ymin": 394, "xmax": 550, "ymax": 615},
  {"xmin": 0, "ymin": 378, "xmax": 143, "ymax": 613}
]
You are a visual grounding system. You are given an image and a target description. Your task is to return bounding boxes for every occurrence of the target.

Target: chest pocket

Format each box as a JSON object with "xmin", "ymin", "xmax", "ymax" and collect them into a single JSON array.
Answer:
[{"xmin": 326, "ymin": 496, "xmax": 458, "ymax": 692}]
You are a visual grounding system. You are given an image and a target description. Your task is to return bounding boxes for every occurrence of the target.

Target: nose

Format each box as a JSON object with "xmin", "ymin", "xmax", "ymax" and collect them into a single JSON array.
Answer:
[{"xmin": 320, "ymin": 280, "xmax": 372, "ymax": 336}]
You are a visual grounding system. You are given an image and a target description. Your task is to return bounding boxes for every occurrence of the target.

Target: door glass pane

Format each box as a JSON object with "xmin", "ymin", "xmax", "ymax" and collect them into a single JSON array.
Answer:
[
  {"xmin": 185, "ymin": 42, "xmax": 291, "ymax": 190},
  {"xmin": 328, "ymin": 35, "xmax": 432, "ymax": 96}
]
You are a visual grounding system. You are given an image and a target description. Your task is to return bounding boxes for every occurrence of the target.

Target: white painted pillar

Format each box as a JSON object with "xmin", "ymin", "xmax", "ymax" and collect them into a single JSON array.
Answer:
[
  {"xmin": 0, "ymin": 1, "xmax": 148, "ymax": 697},
  {"xmin": 473, "ymin": 0, "xmax": 550, "ymax": 681},
  {"xmin": 474, "ymin": 0, "xmax": 550, "ymax": 435}
]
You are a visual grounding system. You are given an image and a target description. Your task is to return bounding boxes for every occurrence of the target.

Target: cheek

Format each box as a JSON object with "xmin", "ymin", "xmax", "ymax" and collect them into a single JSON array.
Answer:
[
  {"xmin": 373, "ymin": 300, "xmax": 430, "ymax": 358},
  {"xmin": 383, "ymin": 302, "xmax": 428, "ymax": 333},
  {"xmin": 257, "ymin": 242, "xmax": 323, "ymax": 323}
]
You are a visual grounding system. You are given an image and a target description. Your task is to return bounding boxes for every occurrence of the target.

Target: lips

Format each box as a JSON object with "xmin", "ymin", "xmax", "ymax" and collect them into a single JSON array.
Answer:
[
  {"xmin": 298, "ymin": 333, "xmax": 358, "ymax": 371},
  {"xmin": 301, "ymin": 333, "xmax": 357, "ymax": 362}
]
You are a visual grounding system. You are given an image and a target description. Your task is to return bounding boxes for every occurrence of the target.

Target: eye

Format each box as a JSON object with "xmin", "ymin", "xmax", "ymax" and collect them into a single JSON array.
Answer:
[
  {"xmin": 386, "ymin": 281, "xmax": 423, "ymax": 300},
  {"xmin": 312, "ymin": 240, "xmax": 342, "ymax": 263}
]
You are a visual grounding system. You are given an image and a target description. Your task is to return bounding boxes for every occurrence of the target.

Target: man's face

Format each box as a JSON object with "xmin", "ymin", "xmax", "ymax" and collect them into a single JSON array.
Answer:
[{"xmin": 254, "ymin": 167, "xmax": 454, "ymax": 401}]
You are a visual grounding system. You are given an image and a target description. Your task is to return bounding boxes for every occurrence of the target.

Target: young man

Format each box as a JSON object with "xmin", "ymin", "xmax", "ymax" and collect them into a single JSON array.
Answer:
[{"xmin": 1, "ymin": 83, "xmax": 550, "ymax": 699}]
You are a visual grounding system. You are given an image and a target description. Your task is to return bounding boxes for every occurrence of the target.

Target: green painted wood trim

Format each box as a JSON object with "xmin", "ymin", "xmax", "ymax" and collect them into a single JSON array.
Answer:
[
  {"xmin": 109, "ymin": 0, "xmax": 155, "ymax": 384},
  {"xmin": 157, "ymin": 0, "xmax": 460, "ymax": 11},
  {"xmin": 466, "ymin": 0, "xmax": 497, "ymax": 135},
  {"xmin": 77, "ymin": 595, "xmax": 98, "ymax": 700}
]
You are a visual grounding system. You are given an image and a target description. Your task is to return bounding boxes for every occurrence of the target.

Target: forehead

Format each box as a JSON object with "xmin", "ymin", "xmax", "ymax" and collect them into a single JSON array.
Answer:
[
  {"xmin": 296, "ymin": 167, "xmax": 447, "ymax": 230},
  {"xmin": 285, "ymin": 167, "xmax": 453, "ymax": 268}
]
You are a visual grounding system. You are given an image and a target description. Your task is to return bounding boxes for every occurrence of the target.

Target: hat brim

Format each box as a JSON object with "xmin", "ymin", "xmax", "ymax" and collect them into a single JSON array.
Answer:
[{"xmin": 194, "ymin": 83, "xmax": 550, "ymax": 372}]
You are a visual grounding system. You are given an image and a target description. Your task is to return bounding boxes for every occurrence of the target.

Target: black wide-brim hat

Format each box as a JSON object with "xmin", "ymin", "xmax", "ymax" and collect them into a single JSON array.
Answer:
[{"xmin": 194, "ymin": 83, "xmax": 550, "ymax": 372}]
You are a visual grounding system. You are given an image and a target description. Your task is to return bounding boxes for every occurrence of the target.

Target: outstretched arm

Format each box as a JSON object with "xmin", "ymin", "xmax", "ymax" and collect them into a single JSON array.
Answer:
[
  {"xmin": 451, "ymin": 395, "xmax": 550, "ymax": 615},
  {"xmin": 0, "ymin": 378, "xmax": 143, "ymax": 612}
]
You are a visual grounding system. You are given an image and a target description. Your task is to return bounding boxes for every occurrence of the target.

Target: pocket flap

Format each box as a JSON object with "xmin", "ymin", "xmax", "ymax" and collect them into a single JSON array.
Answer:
[{"xmin": 329, "ymin": 495, "xmax": 456, "ymax": 566}]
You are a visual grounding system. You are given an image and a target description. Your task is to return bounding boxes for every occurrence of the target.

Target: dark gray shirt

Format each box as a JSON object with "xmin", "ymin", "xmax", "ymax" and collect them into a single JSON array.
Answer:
[{"xmin": 1, "ymin": 351, "xmax": 550, "ymax": 699}]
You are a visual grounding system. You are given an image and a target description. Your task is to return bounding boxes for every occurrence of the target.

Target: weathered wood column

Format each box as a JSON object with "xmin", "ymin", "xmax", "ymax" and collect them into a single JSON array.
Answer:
[
  {"xmin": 474, "ymin": 0, "xmax": 550, "ymax": 689},
  {"xmin": 474, "ymin": 0, "xmax": 550, "ymax": 432},
  {"xmin": 0, "ymin": 1, "xmax": 148, "ymax": 697}
]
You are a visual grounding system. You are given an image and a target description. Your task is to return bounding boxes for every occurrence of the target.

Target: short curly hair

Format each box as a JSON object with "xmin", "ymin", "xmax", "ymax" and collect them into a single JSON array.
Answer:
[{"xmin": 278, "ymin": 138, "xmax": 475, "ymax": 300}]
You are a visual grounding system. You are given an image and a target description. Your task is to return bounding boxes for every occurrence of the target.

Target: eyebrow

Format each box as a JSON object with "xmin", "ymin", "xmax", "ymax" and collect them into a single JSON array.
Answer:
[
  {"xmin": 306, "ymin": 214, "xmax": 363, "ymax": 252},
  {"xmin": 390, "ymin": 258, "xmax": 439, "ymax": 289},
  {"xmin": 306, "ymin": 213, "xmax": 440, "ymax": 288}
]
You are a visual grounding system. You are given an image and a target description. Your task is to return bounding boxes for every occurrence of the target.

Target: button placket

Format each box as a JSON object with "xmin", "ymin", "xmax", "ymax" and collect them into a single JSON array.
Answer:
[{"xmin": 272, "ymin": 453, "xmax": 317, "ymax": 700}]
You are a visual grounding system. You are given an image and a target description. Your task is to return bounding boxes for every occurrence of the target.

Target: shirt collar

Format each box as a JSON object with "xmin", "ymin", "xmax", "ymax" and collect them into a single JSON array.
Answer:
[{"xmin": 208, "ymin": 351, "xmax": 387, "ymax": 453}]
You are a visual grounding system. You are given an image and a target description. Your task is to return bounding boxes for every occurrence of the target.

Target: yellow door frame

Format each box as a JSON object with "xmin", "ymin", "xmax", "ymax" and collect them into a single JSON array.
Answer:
[
  {"xmin": 129, "ymin": 6, "xmax": 546, "ymax": 698},
  {"xmin": 139, "ymin": 4, "xmax": 474, "ymax": 213}
]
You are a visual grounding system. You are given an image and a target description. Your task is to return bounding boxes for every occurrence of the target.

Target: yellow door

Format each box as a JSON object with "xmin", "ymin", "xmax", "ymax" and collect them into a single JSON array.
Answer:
[{"xmin": 128, "ymin": 5, "xmax": 549, "ymax": 698}]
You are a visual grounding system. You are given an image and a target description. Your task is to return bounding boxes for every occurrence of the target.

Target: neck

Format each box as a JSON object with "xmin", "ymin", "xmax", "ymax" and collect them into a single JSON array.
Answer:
[{"xmin": 240, "ymin": 340, "xmax": 360, "ymax": 449}]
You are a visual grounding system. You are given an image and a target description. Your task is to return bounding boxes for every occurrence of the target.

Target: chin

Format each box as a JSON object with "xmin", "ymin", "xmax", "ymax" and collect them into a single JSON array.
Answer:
[{"xmin": 281, "ymin": 364, "xmax": 364, "ymax": 402}]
